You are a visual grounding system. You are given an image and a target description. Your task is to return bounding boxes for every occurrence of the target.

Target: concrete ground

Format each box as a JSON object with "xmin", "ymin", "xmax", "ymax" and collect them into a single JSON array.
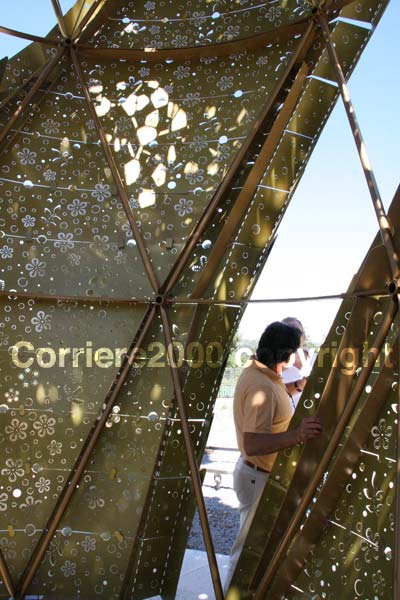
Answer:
[
  {"xmin": 207, "ymin": 397, "xmax": 237, "ymax": 450},
  {"xmin": 149, "ymin": 550, "xmax": 230, "ymax": 600}
]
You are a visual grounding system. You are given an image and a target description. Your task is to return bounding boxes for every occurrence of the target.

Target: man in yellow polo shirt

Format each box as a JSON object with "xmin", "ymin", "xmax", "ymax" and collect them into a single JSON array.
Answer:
[{"xmin": 224, "ymin": 321, "xmax": 322, "ymax": 591}]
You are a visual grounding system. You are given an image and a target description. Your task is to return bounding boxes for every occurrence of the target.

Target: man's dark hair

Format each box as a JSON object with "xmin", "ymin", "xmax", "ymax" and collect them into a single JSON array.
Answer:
[
  {"xmin": 282, "ymin": 316, "xmax": 304, "ymax": 335},
  {"xmin": 256, "ymin": 321, "xmax": 301, "ymax": 367}
]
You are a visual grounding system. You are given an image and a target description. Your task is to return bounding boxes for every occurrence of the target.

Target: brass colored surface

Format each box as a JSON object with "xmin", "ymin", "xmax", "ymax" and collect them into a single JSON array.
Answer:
[
  {"xmin": 267, "ymin": 328, "xmax": 399, "ymax": 597},
  {"xmin": 70, "ymin": 47, "xmax": 160, "ymax": 294},
  {"xmin": 0, "ymin": 0, "xmax": 395, "ymax": 598},
  {"xmin": 0, "ymin": 50, "xmax": 58, "ymax": 126},
  {"xmin": 0, "ymin": 552, "xmax": 14, "ymax": 598},
  {"xmin": 317, "ymin": 10, "xmax": 400, "ymax": 281},
  {"xmin": 51, "ymin": 0, "xmax": 70, "ymax": 39},
  {"xmin": 287, "ymin": 337, "xmax": 398, "ymax": 598},
  {"xmin": 190, "ymin": 61, "xmax": 310, "ymax": 301},
  {"xmin": 162, "ymin": 25, "xmax": 315, "ymax": 296},
  {"xmin": 231, "ymin": 183, "xmax": 400, "ymax": 598},
  {"xmin": 67, "ymin": 0, "xmax": 86, "ymax": 39},
  {"xmin": 255, "ymin": 296, "xmax": 398, "ymax": 599},
  {"xmin": 79, "ymin": 1, "xmax": 315, "ymax": 49},
  {"xmin": 79, "ymin": 22, "xmax": 310, "ymax": 63},
  {"xmin": 0, "ymin": 48, "xmax": 65, "ymax": 147},
  {"xmin": 69, "ymin": 0, "xmax": 106, "ymax": 42},
  {"xmin": 0, "ymin": 290, "xmax": 147, "ymax": 305},
  {"xmin": 16, "ymin": 305, "xmax": 156, "ymax": 598},
  {"xmin": 159, "ymin": 306, "xmax": 223, "ymax": 599}
]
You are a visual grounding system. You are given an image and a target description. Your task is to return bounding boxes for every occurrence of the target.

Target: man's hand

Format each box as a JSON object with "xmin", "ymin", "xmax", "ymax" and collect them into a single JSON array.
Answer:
[
  {"xmin": 296, "ymin": 416, "xmax": 323, "ymax": 443},
  {"xmin": 295, "ymin": 376, "xmax": 308, "ymax": 392}
]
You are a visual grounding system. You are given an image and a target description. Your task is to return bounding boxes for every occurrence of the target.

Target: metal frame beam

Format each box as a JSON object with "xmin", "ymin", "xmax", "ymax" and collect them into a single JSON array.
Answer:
[
  {"xmin": 75, "ymin": 0, "xmax": 358, "ymax": 61},
  {"xmin": 161, "ymin": 20, "xmax": 316, "ymax": 297},
  {"xmin": 254, "ymin": 296, "xmax": 398, "ymax": 599},
  {"xmin": 268, "ymin": 327, "xmax": 399, "ymax": 596},
  {"xmin": 118, "ymin": 396, "xmax": 180, "ymax": 600},
  {"xmin": 0, "ymin": 61, "xmax": 53, "ymax": 114},
  {"xmin": 0, "ymin": 286, "xmax": 390, "ymax": 307},
  {"xmin": 317, "ymin": 10, "xmax": 400, "ymax": 281},
  {"xmin": 311, "ymin": 21, "xmax": 400, "ymax": 593},
  {"xmin": 69, "ymin": 0, "xmax": 86, "ymax": 39},
  {"xmin": 0, "ymin": 551, "xmax": 14, "ymax": 598},
  {"xmin": 78, "ymin": 21, "xmax": 309, "ymax": 63},
  {"xmin": 115, "ymin": 27, "xmax": 316, "ymax": 596},
  {"xmin": 0, "ymin": 26, "xmax": 60, "ymax": 47},
  {"xmin": 168, "ymin": 287, "xmax": 390, "ymax": 305},
  {"xmin": 189, "ymin": 61, "xmax": 310, "ymax": 301},
  {"xmin": 159, "ymin": 306, "xmax": 223, "ymax": 600},
  {"xmin": 243, "ymin": 183, "xmax": 400, "ymax": 594},
  {"xmin": 243, "ymin": 292, "xmax": 376, "ymax": 591},
  {"xmin": 0, "ymin": 1, "xmax": 395, "ymax": 597},
  {"xmin": 16, "ymin": 305, "xmax": 157, "ymax": 598},
  {"xmin": 70, "ymin": 47, "xmax": 160, "ymax": 293},
  {"xmin": 72, "ymin": 0, "xmax": 107, "ymax": 42},
  {"xmin": 0, "ymin": 290, "xmax": 148, "ymax": 305},
  {"xmin": 0, "ymin": 47, "xmax": 65, "ymax": 147},
  {"xmin": 51, "ymin": 0, "xmax": 69, "ymax": 39}
]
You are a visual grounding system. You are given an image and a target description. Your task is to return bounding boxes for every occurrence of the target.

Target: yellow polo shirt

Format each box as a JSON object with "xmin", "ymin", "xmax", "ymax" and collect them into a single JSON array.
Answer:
[{"xmin": 233, "ymin": 358, "xmax": 294, "ymax": 472}]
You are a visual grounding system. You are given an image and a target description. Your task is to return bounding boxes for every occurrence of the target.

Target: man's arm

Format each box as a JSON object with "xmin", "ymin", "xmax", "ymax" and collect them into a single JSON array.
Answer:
[{"xmin": 243, "ymin": 416, "xmax": 323, "ymax": 457}]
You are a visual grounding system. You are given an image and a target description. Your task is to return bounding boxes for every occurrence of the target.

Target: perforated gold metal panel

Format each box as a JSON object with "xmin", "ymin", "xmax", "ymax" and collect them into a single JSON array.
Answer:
[
  {"xmin": 230, "ymin": 185, "xmax": 400, "ymax": 599},
  {"xmin": 0, "ymin": 1, "xmax": 396, "ymax": 599}
]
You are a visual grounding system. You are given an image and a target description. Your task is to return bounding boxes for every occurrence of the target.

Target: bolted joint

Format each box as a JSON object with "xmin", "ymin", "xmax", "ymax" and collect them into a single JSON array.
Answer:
[
  {"xmin": 63, "ymin": 39, "xmax": 77, "ymax": 50},
  {"xmin": 304, "ymin": 0, "xmax": 323, "ymax": 14},
  {"xmin": 154, "ymin": 294, "xmax": 166, "ymax": 306}
]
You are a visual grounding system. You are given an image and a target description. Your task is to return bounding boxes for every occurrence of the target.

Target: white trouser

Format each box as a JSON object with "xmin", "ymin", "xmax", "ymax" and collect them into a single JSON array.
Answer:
[{"xmin": 224, "ymin": 456, "xmax": 269, "ymax": 593}]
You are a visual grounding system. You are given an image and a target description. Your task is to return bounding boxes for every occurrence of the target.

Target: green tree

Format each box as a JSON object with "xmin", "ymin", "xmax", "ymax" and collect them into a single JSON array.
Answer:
[{"xmin": 226, "ymin": 332, "xmax": 241, "ymax": 368}]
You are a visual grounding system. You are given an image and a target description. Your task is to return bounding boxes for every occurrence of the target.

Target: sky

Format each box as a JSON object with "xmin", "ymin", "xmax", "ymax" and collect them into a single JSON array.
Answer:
[
  {"xmin": 0, "ymin": 1, "xmax": 399, "ymax": 344},
  {"xmin": 240, "ymin": 1, "xmax": 400, "ymax": 343}
]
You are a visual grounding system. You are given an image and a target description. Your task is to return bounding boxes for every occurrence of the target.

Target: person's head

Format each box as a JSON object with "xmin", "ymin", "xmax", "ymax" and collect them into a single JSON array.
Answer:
[
  {"xmin": 256, "ymin": 321, "xmax": 301, "ymax": 368},
  {"xmin": 282, "ymin": 317, "xmax": 305, "ymax": 346}
]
